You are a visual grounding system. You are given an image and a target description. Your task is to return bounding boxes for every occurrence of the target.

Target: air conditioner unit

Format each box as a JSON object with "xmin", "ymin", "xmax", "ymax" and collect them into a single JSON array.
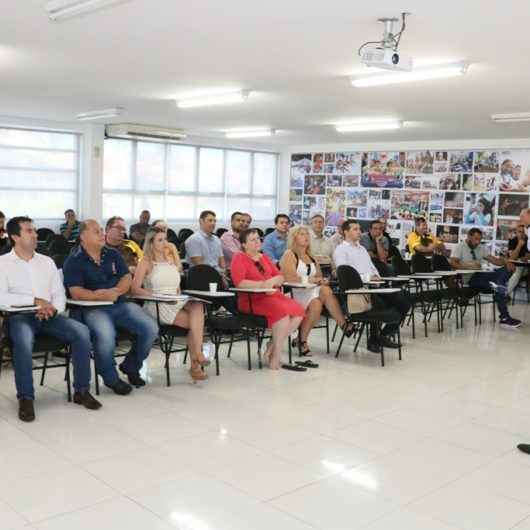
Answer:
[{"xmin": 105, "ymin": 123, "xmax": 187, "ymax": 143}]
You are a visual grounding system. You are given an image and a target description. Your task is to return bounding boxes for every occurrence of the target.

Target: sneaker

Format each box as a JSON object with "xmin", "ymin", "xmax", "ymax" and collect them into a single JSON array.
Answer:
[{"xmin": 500, "ymin": 317, "xmax": 522, "ymax": 329}]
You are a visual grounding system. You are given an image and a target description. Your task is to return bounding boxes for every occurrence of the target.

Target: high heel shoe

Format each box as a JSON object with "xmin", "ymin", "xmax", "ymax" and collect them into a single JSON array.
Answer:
[
  {"xmin": 196, "ymin": 354, "xmax": 211, "ymax": 367},
  {"xmin": 189, "ymin": 360, "xmax": 208, "ymax": 382}
]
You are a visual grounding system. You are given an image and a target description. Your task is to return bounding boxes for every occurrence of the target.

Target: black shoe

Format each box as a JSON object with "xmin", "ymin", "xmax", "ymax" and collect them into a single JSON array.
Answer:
[
  {"xmin": 380, "ymin": 335, "xmax": 400, "ymax": 349},
  {"xmin": 517, "ymin": 444, "xmax": 530, "ymax": 455},
  {"xmin": 500, "ymin": 317, "xmax": 522, "ymax": 329},
  {"xmin": 73, "ymin": 391, "xmax": 102, "ymax": 410},
  {"xmin": 18, "ymin": 398, "xmax": 35, "ymax": 422},
  {"xmin": 367, "ymin": 340, "xmax": 382, "ymax": 354},
  {"xmin": 119, "ymin": 364, "xmax": 146, "ymax": 387},
  {"xmin": 106, "ymin": 378, "xmax": 133, "ymax": 395}
]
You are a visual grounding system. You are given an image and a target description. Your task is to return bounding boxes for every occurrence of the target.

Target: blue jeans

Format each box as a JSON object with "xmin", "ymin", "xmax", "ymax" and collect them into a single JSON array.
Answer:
[
  {"xmin": 77, "ymin": 302, "xmax": 158, "ymax": 386},
  {"xmin": 469, "ymin": 268, "xmax": 512, "ymax": 319},
  {"xmin": 8, "ymin": 314, "xmax": 92, "ymax": 400}
]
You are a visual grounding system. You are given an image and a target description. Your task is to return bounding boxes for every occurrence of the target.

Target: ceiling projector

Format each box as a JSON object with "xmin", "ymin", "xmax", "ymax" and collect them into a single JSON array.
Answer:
[{"xmin": 358, "ymin": 13, "xmax": 413, "ymax": 72}]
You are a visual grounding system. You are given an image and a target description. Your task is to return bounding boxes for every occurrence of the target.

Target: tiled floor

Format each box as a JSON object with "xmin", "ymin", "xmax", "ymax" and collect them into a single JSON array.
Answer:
[{"xmin": 1, "ymin": 302, "xmax": 530, "ymax": 530}]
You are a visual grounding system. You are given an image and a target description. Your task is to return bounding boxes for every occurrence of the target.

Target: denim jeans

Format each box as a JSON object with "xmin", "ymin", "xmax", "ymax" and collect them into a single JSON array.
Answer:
[
  {"xmin": 469, "ymin": 268, "xmax": 511, "ymax": 319},
  {"xmin": 8, "ymin": 314, "xmax": 92, "ymax": 400},
  {"xmin": 77, "ymin": 302, "xmax": 158, "ymax": 385}
]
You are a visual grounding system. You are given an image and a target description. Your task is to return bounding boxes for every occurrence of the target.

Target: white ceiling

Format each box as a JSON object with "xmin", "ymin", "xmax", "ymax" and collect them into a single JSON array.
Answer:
[{"xmin": 2, "ymin": 0, "xmax": 530, "ymax": 146}]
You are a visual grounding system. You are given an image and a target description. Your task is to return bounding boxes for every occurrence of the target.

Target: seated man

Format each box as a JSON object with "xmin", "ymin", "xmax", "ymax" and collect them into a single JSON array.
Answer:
[
  {"xmin": 185, "ymin": 210, "xmax": 226, "ymax": 276},
  {"xmin": 507, "ymin": 224, "xmax": 529, "ymax": 295},
  {"xmin": 105, "ymin": 216, "xmax": 144, "ymax": 271},
  {"xmin": 0, "ymin": 216, "xmax": 101, "ymax": 422},
  {"xmin": 360, "ymin": 220, "xmax": 392, "ymax": 274},
  {"xmin": 220, "ymin": 211, "xmax": 244, "ymax": 267},
  {"xmin": 449, "ymin": 227, "xmax": 520, "ymax": 328},
  {"xmin": 60, "ymin": 209, "xmax": 81, "ymax": 242},
  {"xmin": 63, "ymin": 219, "xmax": 158, "ymax": 394},
  {"xmin": 129, "ymin": 210, "xmax": 151, "ymax": 247},
  {"xmin": 407, "ymin": 217, "xmax": 445, "ymax": 256},
  {"xmin": 262, "ymin": 214, "xmax": 290, "ymax": 263},
  {"xmin": 334, "ymin": 219, "xmax": 411, "ymax": 351},
  {"xmin": 309, "ymin": 214, "xmax": 333, "ymax": 264}
]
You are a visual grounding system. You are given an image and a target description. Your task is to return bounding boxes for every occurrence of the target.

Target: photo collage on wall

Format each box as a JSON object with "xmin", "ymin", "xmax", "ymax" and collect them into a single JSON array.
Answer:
[{"xmin": 289, "ymin": 149, "xmax": 530, "ymax": 255}]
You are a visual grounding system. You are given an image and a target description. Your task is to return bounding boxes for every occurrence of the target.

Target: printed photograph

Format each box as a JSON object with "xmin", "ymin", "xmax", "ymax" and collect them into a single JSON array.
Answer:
[
  {"xmin": 302, "ymin": 210, "xmax": 311, "ymax": 224},
  {"xmin": 345, "ymin": 189, "xmax": 368, "ymax": 207},
  {"xmin": 361, "ymin": 151, "xmax": 404, "ymax": 188},
  {"xmin": 474, "ymin": 151, "xmax": 499, "ymax": 173},
  {"xmin": 290, "ymin": 153, "xmax": 311, "ymax": 187},
  {"xmin": 304, "ymin": 174, "xmax": 326, "ymax": 195},
  {"xmin": 435, "ymin": 151, "xmax": 448, "ymax": 161},
  {"xmin": 367, "ymin": 201, "xmax": 390, "ymax": 219},
  {"xmin": 390, "ymin": 190, "xmax": 430, "ymax": 220},
  {"xmin": 449, "ymin": 151, "xmax": 473, "ymax": 172},
  {"xmin": 326, "ymin": 174, "xmax": 342, "ymax": 187},
  {"xmin": 323, "ymin": 163, "xmax": 335, "ymax": 173},
  {"xmin": 345, "ymin": 207, "xmax": 358, "ymax": 219},
  {"xmin": 496, "ymin": 218, "xmax": 520, "ymax": 240},
  {"xmin": 473, "ymin": 173, "xmax": 497, "ymax": 192},
  {"xmin": 325, "ymin": 187, "xmax": 346, "ymax": 227},
  {"xmin": 335, "ymin": 152, "xmax": 361, "ymax": 174},
  {"xmin": 356, "ymin": 207, "xmax": 368, "ymax": 219},
  {"xmin": 324, "ymin": 152, "xmax": 336, "ymax": 163},
  {"xmin": 462, "ymin": 173, "xmax": 473, "ymax": 191},
  {"xmin": 430, "ymin": 192, "xmax": 445, "ymax": 213},
  {"xmin": 369, "ymin": 189, "xmax": 382, "ymax": 200},
  {"xmin": 493, "ymin": 241, "xmax": 509, "ymax": 257},
  {"xmin": 312, "ymin": 153, "xmax": 324, "ymax": 173},
  {"xmin": 443, "ymin": 208, "xmax": 464, "ymax": 224},
  {"xmin": 463, "ymin": 192, "xmax": 495, "ymax": 226},
  {"xmin": 429, "ymin": 213, "xmax": 442, "ymax": 223},
  {"xmin": 434, "ymin": 160, "xmax": 449, "ymax": 173},
  {"xmin": 324, "ymin": 226, "xmax": 336, "ymax": 238},
  {"xmin": 404, "ymin": 150, "xmax": 434, "ymax": 174},
  {"xmin": 405, "ymin": 175, "xmax": 422, "ymax": 189},
  {"xmin": 342, "ymin": 174, "xmax": 360, "ymax": 187},
  {"xmin": 289, "ymin": 188, "xmax": 303, "ymax": 202},
  {"xmin": 439, "ymin": 173, "xmax": 462, "ymax": 190},
  {"xmin": 288, "ymin": 203, "xmax": 302, "ymax": 225},
  {"xmin": 436, "ymin": 225, "xmax": 460, "ymax": 244},
  {"xmin": 499, "ymin": 150, "xmax": 530, "ymax": 191},
  {"xmin": 421, "ymin": 176, "xmax": 439, "ymax": 190},
  {"xmin": 303, "ymin": 195, "xmax": 326, "ymax": 214},
  {"xmin": 444, "ymin": 192, "xmax": 465, "ymax": 209},
  {"xmin": 498, "ymin": 193, "xmax": 529, "ymax": 217}
]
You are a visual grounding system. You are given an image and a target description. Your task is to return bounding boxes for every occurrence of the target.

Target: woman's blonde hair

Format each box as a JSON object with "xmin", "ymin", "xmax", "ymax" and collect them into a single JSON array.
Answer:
[
  {"xmin": 287, "ymin": 225, "xmax": 314, "ymax": 259},
  {"xmin": 142, "ymin": 227, "xmax": 181, "ymax": 267}
]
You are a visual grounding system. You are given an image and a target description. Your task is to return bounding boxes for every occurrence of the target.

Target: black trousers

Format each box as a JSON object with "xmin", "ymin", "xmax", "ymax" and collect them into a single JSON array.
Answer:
[{"xmin": 372, "ymin": 291, "xmax": 412, "ymax": 336}]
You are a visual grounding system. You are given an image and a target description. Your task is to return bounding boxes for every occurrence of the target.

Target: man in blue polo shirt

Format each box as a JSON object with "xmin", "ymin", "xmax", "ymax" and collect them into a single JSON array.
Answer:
[
  {"xmin": 63, "ymin": 219, "xmax": 158, "ymax": 395},
  {"xmin": 262, "ymin": 214, "xmax": 290, "ymax": 262}
]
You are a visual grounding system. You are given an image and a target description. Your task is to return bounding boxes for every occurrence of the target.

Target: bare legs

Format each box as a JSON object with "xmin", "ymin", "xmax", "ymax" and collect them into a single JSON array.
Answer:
[{"xmin": 268, "ymin": 315, "xmax": 303, "ymax": 370}]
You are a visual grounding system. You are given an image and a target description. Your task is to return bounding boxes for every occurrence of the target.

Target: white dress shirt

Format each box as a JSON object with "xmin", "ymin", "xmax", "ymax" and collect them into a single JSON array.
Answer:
[
  {"xmin": 0, "ymin": 250, "xmax": 66, "ymax": 312},
  {"xmin": 333, "ymin": 240, "xmax": 379, "ymax": 277}
]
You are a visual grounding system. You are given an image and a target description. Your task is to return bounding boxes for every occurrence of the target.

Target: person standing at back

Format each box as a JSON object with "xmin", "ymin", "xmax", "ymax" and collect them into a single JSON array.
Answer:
[
  {"xmin": 129, "ymin": 210, "xmax": 151, "ymax": 247},
  {"xmin": 60, "ymin": 209, "xmax": 81, "ymax": 242},
  {"xmin": 262, "ymin": 214, "xmax": 290, "ymax": 263}
]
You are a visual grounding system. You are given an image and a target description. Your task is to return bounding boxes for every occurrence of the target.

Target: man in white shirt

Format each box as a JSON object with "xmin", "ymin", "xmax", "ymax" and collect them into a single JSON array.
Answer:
[
  {"xmin": 0, "ymin": 216, "xmax": 100, "ymax": 422},
  {"xmin": 334, "ymin": 219, "xmax": 411, "ymax": 350}
]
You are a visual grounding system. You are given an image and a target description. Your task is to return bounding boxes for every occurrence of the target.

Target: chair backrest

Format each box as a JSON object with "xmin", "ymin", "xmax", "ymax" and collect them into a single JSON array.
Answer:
[
  {"xmin": 371, "ymin": 259, "xmax": 391, "ymax": 277},
  {"xmin": 52, "ymin": 254, "xmax": 67, "ymax": 269},
  {"xmin": 178, "ymin": 228, "xmax": 194, "ymax": 243},
  {"xmin": 265, "ymin": 227, "xmax": 275, "ymax": 236},
  {"xmin": 336, "ymin": 265, "xmax": 363, "ymax": 291},
  {"xmin": 411, "ymin": 253, "xmax": 433, "ymax": 273},
  {"xmin": 37, "ymin": 227, "xmax": 55, "ymax": 242},
  {"xmin": 167, "ymin": 228, "xmax": 178, "ymax": 243},
  {"xmin": 186, "ymin": 264, "xmax": 223, "ymax": 291},
  {"xmin": 48, "ymin": 234, "xmax": 71, "ymax": 255},
  {"xmin": 391, "ymin": 253, "xmax": 411, "ymax": 275},
  {"xmin": 216, "ymin": 228, "xmax": 228, "ymax": 238},
  {"xmin": 432, "ymin": 253, "xmax": 452, "ymax": 271},
  {"xmin": 255, "ymin": 228, "xmax": 264, "ymax": 239}
]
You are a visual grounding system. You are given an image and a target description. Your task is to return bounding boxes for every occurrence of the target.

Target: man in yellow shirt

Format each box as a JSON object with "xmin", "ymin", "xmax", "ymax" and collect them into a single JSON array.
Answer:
[
  {"xmin": 407, "ymin": 217, "xmax": 445, "ymax": 255},
  {"xmin": 105, "ymin": 216, "xmax": 144, "ymax": 271}
]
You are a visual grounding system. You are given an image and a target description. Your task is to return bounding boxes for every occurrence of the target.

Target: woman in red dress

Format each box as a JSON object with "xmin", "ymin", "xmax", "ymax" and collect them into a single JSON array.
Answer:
[{"xmin": 231, "ymin": 229, "xmax": 305, "ymax": 369}]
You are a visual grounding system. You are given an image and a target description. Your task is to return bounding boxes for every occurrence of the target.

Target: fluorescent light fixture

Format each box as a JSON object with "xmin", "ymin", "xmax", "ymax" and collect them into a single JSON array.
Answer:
[
  {"xmin": 177, "ymin": 90, "xmax": 250, "ymax": 109},
  {"xmin": 45, "ymin": 0, "xmax": 130, "ymax": 21},
  {"xmin": 351, "ymin": 62, "xmax": 469, "ymax": 88},
  {"xmin": 76, "ymin": 107, "xmax": 123, "ymax": 121},
  {"xmin": 491, "ymin": 112, "xmax": 530, "ymax": 123},
  {"xmin": 225, "ymin": 129, "xmax": 274, "ymax": 139},
  {"xmin": 335, "ymin": 120, "xmax": 402, "ymax": 133}
]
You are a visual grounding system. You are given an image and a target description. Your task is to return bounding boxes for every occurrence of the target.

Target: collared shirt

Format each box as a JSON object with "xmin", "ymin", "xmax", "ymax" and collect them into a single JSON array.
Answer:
[
  {"xmin": 63, "ymin": 245, "xmax": 129, "ymax": 302},
  {"xmin": 333, "ymin": 240, "xmax": 379, "ymax": 277},
  {"xmin": 360, "ymin": 233, "xmax": 390, "ymax": 256},
  {"xmin": 185, "ymin": 230, "xmax": 224, "ymax": 272},
  {"xmin": 262, "ymin": 230, "xmax": 287, "ymax": 262},
  {"xmin": 407, "ymin": 231, "xmax": 441, "ymax": 255},
  {"xmin": 310, "ymin": 230, "xmax": 333, "ymax": 258},
  {"xmin": 106, "ymin": 240, "xmax": 144, "ymax": 269},
  {"xmin": 59, "ymin": 220, "xmax": 81, "ymax": 241},
  {"xmin": 0, "ymin": 250, "xmax": 66, "ymax": 312},
  {"xmin": 451, "ymin": 241, "xmax": 488, "ymax": 264},
  {"xmin": 220, "ymin": 230, "xmax": 242, "ymax": 266}
]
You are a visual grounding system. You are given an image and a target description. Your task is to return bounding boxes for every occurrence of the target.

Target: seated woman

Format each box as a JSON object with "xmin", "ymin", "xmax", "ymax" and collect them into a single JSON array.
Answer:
[
  {"xmin": 131, "ymin": 227, "xmax": 208, "ymax": 382},
  {"xmin": 231, "ymin": 229, "xmax": 305, "ymax": 370},
  {"xmin": 280, "ymin": 225, "xmax": 354, "ymax": 355}
]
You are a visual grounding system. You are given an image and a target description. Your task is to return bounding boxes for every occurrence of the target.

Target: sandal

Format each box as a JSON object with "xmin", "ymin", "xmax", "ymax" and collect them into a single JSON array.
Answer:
[
  {"xmin": 189, "ymin": 360, "xmax": 208, "ymax": 383},
  {"xmin": 295, "ymin": 360, "xmax": 319, "ymax": 369},
  {"xmin": 281, "ymin": 363, "xmax": 307, "ymax": 372},
  {"xmin": 341, "ymin": 322, "xmax": 358, "ymax": 338},
  {"xmin": 291, "ymin": 338, "xmax": 312, "ymax": 356}
]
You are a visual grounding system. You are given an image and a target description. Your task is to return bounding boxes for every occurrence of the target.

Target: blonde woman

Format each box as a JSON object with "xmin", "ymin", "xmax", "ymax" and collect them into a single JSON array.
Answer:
[
  {"xmin": 131, "ymin": 227, "xmax": 208, "ymax": 382},
  {"xmin": 280, "ymin": 226, "xmax": 354, "ymax": 355}
]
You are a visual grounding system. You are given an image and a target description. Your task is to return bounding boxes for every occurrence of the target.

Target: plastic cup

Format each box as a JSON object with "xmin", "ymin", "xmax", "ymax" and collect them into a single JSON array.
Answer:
[{"xmin": 209, "ymin": 283, "xmax": 218, "ymax": 293}]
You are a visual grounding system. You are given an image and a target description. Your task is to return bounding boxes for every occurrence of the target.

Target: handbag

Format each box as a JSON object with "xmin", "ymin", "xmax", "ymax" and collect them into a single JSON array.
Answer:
[{"xmin": 347, "ymin": 293, "xmax": 372, "ymax": 314}]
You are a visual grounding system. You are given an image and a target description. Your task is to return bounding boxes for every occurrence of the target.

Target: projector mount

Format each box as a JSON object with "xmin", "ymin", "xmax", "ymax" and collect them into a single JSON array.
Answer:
[{"xmin": 358, "ymin": 12, "xmax": 411, "ymax": 56}]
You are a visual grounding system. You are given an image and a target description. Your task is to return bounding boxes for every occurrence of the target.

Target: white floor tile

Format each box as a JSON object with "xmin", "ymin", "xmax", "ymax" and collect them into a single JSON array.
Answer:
[
  {"xmin": 0, "ymin": 499, "xmax": 29, "ymax": 530},
  {"xmin": 361, "ymin": 507, "xmax": 463, "ymax": 530}
]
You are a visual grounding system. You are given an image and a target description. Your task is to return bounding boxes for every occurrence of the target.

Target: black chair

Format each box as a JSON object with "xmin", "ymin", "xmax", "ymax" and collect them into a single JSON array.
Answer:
[
  {"xmin": 167, "ymin": 228, "xmax": 179, "ymax": 246},
  {"xmin": 335, "ymin": 265, "xmax": 402, "ymax": 367},
  {"xmin": 265, "ymin": 228, "xmax": 275, "ymax": 236},
  {"xmin": 52, "ymin": 254, "xmax": 67, "ymax": 269},
  {"xmin": 391, "ymin": 253, "xmax": 411, "ymax": 275},
  {"xmin": 37, "ymin": 227, "xmax": 55, "ymax": 243},
  {"xmin": 512, "ymin": 269, "xmax": 530, "ymax": 304},
  {"xmin": 255, "ymin": 228, "xmax": 264, "ymax": 239},
  {"xmin": 411, "ymin": 253, "xmax": 432, "ymax": 273},
  {"xmin": 48, "ymin": 234, "xmax": 71, "ymax": 255},
  {"xmin": 178, "ymin": 228, "xmax": 194, "ymax": 243},
  {"xmin": 216, "ymin": 228, "xmax": 228, "ymax": 238},
  {"xmin": 372, "ymin": 259, "xmax": 391, "ymax": 277}
]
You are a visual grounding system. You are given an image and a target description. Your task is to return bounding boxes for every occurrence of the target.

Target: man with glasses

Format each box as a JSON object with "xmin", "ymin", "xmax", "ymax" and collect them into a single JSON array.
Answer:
[
  {"xmin": 105, "ymin": 216, "xmax": 144, "ymax": 271},
  {"xmin": 450, "ymin": 227, "xmax": 520, "ymax": 328}
]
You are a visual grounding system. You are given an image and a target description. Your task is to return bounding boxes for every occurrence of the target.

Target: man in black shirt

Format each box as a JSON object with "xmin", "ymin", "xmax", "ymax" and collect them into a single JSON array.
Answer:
[{"xmin": 507, "ymin": 224, "xmax": 529, "ymax": 295}]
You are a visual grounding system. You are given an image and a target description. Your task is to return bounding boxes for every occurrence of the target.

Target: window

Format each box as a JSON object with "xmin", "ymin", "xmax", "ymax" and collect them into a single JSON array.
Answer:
[
  {"xmin": 0, "ymin": 127, "xmax": 80, "ymax": 220},
  {"xmin": 103, "ymin": 139, "xmax": 278, "ymax": 222}
]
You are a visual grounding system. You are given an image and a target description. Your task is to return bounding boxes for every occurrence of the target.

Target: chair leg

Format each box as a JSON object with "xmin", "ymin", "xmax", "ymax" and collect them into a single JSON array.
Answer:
[
  {"xmin": 227, "ymin": 334, "xmax": 234, "ymax": 358},
  {"xmin": 65, "ymin": 353, "xmax": 72, "ymax": 402},
  {"xmin": 353, "ymin": 323, "xmax": 365, "ymax": 353},
  {"xmin": 246, "ymin": 331, "xmax": 252, "ymax": 370},
  {"xmin": 165, "ymin": 353, "xmax": 171, "ymax": 386},
  {"xmin": 40, "ymin": 352, "xmax": 49, "ymax": 386},
  {"xmin": 325, "ymin": 316, "xmax": 330, "ymax": 354},
  {"xmin": 335, "ymin": 328, "xmax": 347, "ymax": 358},
  {"xmin": 288, "ymin": 335, "xmax": 293, "ymax": 364},
  {"xmin": 331, "ymin": 322, "xmax": 339, "ymax": 342},
  {"xmin": 214, "ymin": 334, "xmax": 220, "ymax": 376},
  {"xmin": 397, "ymin": 327, "xmax": 402, "ymax": 361}
]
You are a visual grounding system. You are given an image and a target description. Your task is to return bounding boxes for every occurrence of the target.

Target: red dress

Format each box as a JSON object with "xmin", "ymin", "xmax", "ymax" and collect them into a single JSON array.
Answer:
[{"xmin": 230, "ymin": 252, "xmax": 305, "ymax": 327}]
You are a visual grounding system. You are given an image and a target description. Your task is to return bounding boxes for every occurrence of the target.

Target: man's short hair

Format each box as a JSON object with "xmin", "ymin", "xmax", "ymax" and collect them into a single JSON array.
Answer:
[
  {"xmin": 105, "ymin": 216, "xmax": 125, "ymax": 231},
  {"xmin": 274, "ymin": 214, "xmax": 290, "ymax": 225},
  {"xmin": 64, "ymin": 209, "xmax": 75, "ymax": 216},
  {"xmin": 7, "ymin": 216, "xmax": 33, "ymax": 243},
  {"xmin": 199, "ymin": 210, "xmax": 216, "ymax": 221},
  {"xmin": 468, "ymin": 228, "xmax": 482, "ymax": 237},
  {"xmin": 414, "ymin": 217, "xmax": 426, "ymax": 226},
  {"xmin": 0, "ymin": 211, "xmax": 5, "ymax": 219},
  {"xmin": 369, "ymin": 220, "xmax": 381, "ymax": 229},
  {"xmin": 231, "ymin": 211, "xmax": 244, "ymax": 221},
  {"xmin": 310, "ymin": 214, "xmax": 325, "ymax": 222},
  {"xmin": 342, "ymin": 219, "xmax": 359, "ymax": 233}
]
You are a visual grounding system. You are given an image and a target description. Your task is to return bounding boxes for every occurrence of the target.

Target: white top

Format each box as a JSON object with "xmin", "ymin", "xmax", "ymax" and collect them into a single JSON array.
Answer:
[
  {"xmin": 0, "ymin": 250, "xmax": 66, "ymax": 313},
  {"xmin": 333, "ymin": 240, "xmax": 379, "ymax": 277}
]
